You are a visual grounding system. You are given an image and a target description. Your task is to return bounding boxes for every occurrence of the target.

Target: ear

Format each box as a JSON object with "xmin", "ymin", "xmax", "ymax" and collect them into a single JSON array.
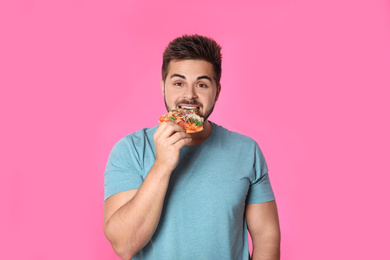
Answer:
[
  {"xmin": 160, "ymin": 80, "xmax": 165, "ymax": 96},
  {"xmin": 215, "ymin": 84, "xmax": 221, "ymax": 102}
]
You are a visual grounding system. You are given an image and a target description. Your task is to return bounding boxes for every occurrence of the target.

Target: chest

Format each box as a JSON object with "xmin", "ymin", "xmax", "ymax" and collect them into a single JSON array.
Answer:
[{"xmin": 164, "ymin": 147, "xmax": 254, "ymax": 217}]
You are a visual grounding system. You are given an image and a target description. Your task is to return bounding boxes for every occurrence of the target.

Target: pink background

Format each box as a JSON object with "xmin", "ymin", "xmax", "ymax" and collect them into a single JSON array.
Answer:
[{"xmin": 1, "ymin": 0, "xmax": 389, "ymax": 259}]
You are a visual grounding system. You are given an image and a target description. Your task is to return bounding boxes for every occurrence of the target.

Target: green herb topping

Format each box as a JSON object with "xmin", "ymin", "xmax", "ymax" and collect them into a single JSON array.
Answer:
[
  {"xmin": 168, "ymin": 116, "xmax": 176, "ymax": 122},
  {"xmin": 192, "ymin": 119, "xmax": 203, "ymax": 126}
]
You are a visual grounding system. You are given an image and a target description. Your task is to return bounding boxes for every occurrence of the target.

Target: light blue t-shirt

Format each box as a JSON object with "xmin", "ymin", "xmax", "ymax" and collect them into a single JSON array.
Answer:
[{"xmin": 104, "ymin": 121, "xmax": 275, "ymax": 260}]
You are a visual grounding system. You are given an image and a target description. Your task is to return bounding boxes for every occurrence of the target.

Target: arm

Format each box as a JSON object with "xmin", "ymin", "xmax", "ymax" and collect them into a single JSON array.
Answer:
[
  {"xmin": 103, "ymin": 122, "xmax": 192, "ymax": 260},
  {"xmin": 246, "ymin": 200, "xmax": 281, "ymax": 260},
  {"xmin": 103, "ymin": 165, "xmax": 170, "ymax": 260}
]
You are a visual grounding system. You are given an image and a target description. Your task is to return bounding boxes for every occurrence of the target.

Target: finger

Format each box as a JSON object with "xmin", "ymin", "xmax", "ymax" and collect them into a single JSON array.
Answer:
[
  {"xmin": 166, "ymin": 131, "xmax": 191, "ymax": 146},
  {"xmin": 154, "ymin": 121, "xmax": 179, "ymax": 139},
  {"xmin": 172, "ymin": 136, "xmax": 192, "ymax": 150},
  {"xmin": 154, "ymin": 121, "xmax": 168, "ymax": 140},
  {"xmin": 158, "ymin": 122, "xmax": 186, "ymax": 139}
]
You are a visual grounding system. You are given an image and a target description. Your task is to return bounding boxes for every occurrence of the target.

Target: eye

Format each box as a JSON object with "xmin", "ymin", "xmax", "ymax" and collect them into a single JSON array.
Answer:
[
  {"xmin": 197, "ymin": 83, "xmax": 208, "ymax": 88},
  {"xmin": 174, "ymin": 82, "xmax": 184, "ymax": 87}
]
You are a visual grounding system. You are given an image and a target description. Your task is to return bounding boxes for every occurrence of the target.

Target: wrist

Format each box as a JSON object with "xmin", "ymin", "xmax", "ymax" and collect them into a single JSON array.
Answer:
[{"xmin": 152, "ymin": 161, "xmax": 174, "ymax": 177}]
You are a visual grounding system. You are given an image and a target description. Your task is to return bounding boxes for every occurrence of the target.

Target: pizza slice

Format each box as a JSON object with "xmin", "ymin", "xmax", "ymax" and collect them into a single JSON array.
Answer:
[{"xmin": 158, "ymin": 107, "xmax": 204, "ymax": 133}]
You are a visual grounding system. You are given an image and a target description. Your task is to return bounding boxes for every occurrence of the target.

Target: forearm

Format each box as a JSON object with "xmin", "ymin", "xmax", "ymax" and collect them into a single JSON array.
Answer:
[
  {"xmin": 251, "ymin": 233, "xmax": 281, "ymax": 260},
  {"xmin": 105, "ymin": 163, "xmax": 171, "ymax": 259}
]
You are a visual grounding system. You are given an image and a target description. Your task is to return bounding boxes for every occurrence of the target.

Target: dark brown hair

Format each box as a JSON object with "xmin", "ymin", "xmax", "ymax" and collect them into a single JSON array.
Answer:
[{"xmin": 162, "ymin": 34, "xmax": 222, "ymax": 85}]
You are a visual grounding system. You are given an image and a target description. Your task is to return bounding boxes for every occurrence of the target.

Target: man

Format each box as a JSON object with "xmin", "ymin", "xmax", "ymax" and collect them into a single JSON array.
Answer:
[{"xmin": 103, "ymin": 34, "xmax": 280, "ymax": 260}]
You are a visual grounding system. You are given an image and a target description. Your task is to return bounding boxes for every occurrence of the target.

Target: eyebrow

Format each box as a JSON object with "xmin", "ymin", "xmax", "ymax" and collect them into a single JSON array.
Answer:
[
  {"xmin": 197, "ymin": 75, "xmax": 212, "ymax": 82},
  {"xmin": 170, "ymin": 73, "xmax": 212, "ymax": 82},
  {"xmin": 170, "ymin": 73, "xmax": 186, "ymax": 79}
]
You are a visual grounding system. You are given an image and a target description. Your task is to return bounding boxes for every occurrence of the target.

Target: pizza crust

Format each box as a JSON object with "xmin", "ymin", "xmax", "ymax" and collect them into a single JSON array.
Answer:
[{"xmin": 186, "ymin": 127, "xmax": 204, "ymax": 133}]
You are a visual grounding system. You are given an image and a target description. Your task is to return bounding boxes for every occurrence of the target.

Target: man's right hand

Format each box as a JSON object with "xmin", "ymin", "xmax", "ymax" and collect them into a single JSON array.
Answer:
[{"xmin": 153, "ymin": 121, "xmax": 192, "ymax": 172}]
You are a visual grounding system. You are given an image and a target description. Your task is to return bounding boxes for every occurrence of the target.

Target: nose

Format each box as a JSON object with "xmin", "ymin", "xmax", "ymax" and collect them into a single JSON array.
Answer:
[{"xmin": 183, "ymin": 85, "xmax": 198, "ymax": 100}]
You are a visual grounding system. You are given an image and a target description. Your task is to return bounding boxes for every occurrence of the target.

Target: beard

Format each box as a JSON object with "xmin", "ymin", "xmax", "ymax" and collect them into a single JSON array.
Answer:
[{"xmin": 163, "ymin": 93, "xmax": 216, "ymax": 123}]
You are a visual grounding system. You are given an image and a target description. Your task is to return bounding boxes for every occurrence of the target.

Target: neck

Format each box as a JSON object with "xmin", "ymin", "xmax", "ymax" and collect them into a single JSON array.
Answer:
[{"xmin": 187, "ymin": 120, "xmax": 212, "ymax": 146}]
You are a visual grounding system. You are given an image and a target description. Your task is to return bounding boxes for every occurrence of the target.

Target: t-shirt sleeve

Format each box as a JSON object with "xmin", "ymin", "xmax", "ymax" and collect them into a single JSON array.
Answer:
[
  {"xmin": 246, "ymin": 143, "xmax": 275, "ymax": 204},
  {"xmin": 104, "ymin": 137, "xmax": 144, "ymax": 202}
]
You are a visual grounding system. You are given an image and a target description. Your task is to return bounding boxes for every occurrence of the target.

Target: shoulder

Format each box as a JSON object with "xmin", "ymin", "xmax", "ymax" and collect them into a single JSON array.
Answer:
[
  {"xmin": 111, "ymin": 126, "xmax": 158, "ymax": 154},
  {"xmin": 212, "ymin": 122, "xmax": 258, "ymax": 148}
]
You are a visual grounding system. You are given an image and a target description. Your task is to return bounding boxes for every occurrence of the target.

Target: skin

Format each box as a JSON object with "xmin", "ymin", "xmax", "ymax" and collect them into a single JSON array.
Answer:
[
  {"xmin": 247, "ymin": 202, "xmax": 281, "ymax": 260},
  {"xmin": 161, "ymin": 59, "xmax": 221, "ymax": 145},
  {"xmin": 103, "ymin": 59, "xmax": 280, "ymax": 260}
]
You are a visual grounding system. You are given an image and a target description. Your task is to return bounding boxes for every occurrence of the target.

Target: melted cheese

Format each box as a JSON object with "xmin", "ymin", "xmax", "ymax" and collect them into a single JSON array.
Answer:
[{"xmin": 186, "ymin": 113, "xmax": 202, "ymax": 122}]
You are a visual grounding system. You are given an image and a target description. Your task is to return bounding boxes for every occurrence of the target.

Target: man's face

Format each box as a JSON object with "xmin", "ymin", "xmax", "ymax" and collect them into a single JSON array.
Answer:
[{"xmin": 161, "ymin": 59, "xmax": 221, "ymax": 122}]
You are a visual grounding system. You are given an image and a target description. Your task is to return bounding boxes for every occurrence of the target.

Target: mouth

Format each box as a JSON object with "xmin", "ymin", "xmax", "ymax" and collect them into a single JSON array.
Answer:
[{"xmin": 178, "ymin": 105, "xmax": 200, "ymax": 110}]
